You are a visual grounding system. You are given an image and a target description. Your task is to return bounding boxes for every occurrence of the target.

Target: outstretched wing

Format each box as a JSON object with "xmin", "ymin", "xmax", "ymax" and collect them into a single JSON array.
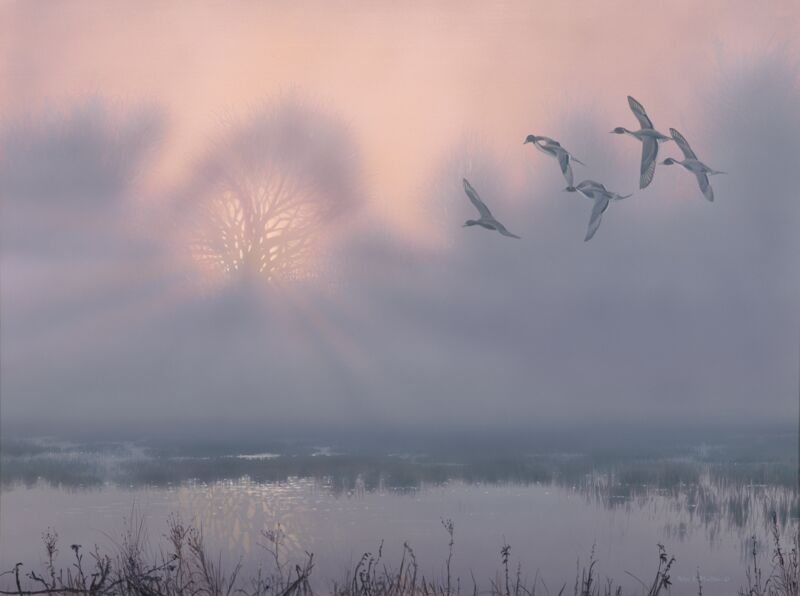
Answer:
[
  {"xmin": 694, "ymin": 172, "xmax": 714, "ymax": 201},
  {"xmin": 463, "ymin": 178, "xmax": 493, "ymax": 218},
  {"xmin": 628, "ymin": 96, "xmax": 654, "ymax": 129},
  {"xmin": 639, "ymin": 136, "xmax": 658, "ymax": 189},
  {"xmin": 669, "ymin": 128, "xmax": 697, "ymax": 160},
  {"xmin": 585, "ymin": 196, "xmax": 610, "ymax": 242},
  {"xmin": 557, "ymin": 151, "xmax": 574, "ymax": 186}
]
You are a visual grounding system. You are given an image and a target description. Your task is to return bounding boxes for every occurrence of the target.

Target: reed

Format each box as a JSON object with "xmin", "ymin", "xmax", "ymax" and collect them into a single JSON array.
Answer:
[{"xmin": 1, "ymin": 514, "xmax": 797, "ymax": 596}]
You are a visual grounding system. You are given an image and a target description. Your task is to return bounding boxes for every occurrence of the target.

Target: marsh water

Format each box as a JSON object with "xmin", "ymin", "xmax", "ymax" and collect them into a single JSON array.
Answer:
[{"xmin": 1, "ymin": 435, "xmax": 797, "ymax": 595}]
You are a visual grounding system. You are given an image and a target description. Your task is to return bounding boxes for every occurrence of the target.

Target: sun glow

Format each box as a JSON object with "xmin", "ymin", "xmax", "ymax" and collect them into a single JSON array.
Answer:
[
  {"xmin": 183, "ymin": 100, "xmax": 361, "ymax": 287},
  {"xmin": 190, "ymin": 181, "xmax": 321, "ymax": 284}
]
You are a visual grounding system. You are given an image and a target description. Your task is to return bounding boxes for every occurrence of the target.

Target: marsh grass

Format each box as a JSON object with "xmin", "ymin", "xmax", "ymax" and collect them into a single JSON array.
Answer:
[
  {"xmin": 1, "ymin": 514, "xmax": 797, "ymax": 596},
  {"xmin": 739, "ymin": 514, "xmax": 800, "ymax": 596}
]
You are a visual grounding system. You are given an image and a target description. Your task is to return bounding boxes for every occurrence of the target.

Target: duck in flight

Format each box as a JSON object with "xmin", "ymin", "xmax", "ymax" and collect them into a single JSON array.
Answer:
[
  {"xmin": 660, "ymin": 128, "xmax": 725, "ymax": 202},
  {"xmin": 524, "ymin": 134, "xmax": 586, "ymax": 186},
  {"xmin": 462, "ymin": 178, "xmax": 520, "ymax": 239},
  {"xmin": 564, "ymin": 180, "xmax": 632, "ymax": 242},
  {"xmin": 611, "ymin": 96, "xmax": 672, "ymax": 189}
]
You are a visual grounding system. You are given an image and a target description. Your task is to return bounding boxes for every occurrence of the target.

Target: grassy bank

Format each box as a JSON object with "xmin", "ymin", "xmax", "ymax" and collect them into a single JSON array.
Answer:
[{"xmin": 1, "ymin": 514, "xmax": 797, "ymax": 596}]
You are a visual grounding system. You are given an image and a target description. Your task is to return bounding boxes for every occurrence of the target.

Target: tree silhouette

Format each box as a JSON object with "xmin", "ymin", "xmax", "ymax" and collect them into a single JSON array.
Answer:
[{"xmin": 187, "ymin": 100, "xmax": 361, "ymax": 284}]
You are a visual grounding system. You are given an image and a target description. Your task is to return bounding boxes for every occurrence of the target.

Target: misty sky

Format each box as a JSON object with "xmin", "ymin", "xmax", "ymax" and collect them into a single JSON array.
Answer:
[{"xmin": 1, "ymin": 1, "xmax": 799, "ymax": 439}]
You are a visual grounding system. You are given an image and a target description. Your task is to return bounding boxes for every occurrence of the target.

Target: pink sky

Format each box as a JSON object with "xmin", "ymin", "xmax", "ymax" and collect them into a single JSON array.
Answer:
[
  {"xmin": 2, "ymin": 1, "xmax": 800, "ymax": 433},
  {"xmin": 3, "ymin": 0, "xmax": 798, "ymax": 231}
]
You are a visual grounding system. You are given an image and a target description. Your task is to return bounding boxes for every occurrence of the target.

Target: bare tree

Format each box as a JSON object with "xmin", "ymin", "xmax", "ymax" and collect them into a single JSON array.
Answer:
[{"xmin": 186, "ymin": 100, "xmax": 361, "ymax": 284}]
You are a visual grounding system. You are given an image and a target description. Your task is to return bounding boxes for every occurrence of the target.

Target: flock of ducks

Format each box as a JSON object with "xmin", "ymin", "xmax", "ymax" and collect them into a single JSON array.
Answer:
[{"xmin": 462, "ymin": 96, "xmax": 725, "ymax": 241}]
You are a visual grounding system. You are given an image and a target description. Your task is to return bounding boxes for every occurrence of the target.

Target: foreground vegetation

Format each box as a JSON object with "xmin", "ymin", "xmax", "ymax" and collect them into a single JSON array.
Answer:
[
  {"xmin": 1, "ymin": 514, "xmax": 797, "ymax": 596},
  {"xmin": 2, "ymin": 436, "xmax": 797, "ymax": 594}
]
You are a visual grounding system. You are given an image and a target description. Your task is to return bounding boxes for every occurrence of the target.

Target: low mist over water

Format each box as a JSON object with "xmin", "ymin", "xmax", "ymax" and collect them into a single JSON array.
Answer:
[
  {"xmin": 2, "ymin": 433, "xmax": 797, "ymax": 594},
  {"xmin": 2, "ymin": 1, "xmax": 799, "ymax": 595}
]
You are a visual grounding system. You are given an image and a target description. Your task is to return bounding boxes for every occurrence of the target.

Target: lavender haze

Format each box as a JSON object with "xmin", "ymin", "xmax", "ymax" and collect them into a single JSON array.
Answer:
[{"xmin": 1, "ymin": 1, "xmax": 799, "ymax": 442}]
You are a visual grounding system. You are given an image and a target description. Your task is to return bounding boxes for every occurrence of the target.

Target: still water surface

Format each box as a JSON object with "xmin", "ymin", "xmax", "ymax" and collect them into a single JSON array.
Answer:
[{"xmin": 1, "ymin": 459, "xmax": 795, "ymax": 595}]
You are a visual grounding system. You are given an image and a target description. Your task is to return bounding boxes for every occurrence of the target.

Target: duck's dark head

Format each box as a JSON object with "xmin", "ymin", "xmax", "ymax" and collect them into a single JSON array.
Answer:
[
  {"xmin": 563, "ymin": 186, "xmax": 577, "ymax": 193},
  {"xmin": 610, "ymin": 127, "xmax": 627, "ymax": 135},
  {"xmin": 524, "ymin": 134, "xmax": 539, "ymax": 145},
  {"xmin": 463, "ymin": 219, "xmax": 478, "ymax": 227},
  {"xmin": 660, "ymin": 158, "xmax": 678, "ymax": 166}
]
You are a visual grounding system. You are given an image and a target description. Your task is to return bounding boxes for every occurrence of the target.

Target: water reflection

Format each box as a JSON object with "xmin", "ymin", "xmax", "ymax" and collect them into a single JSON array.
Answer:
[
  {"xmin": 2, "ymin": 444, "xmax": 797, "ymax": 538},
  {"xmin": 1, "ymin": 439, "xmax": 797, "ymax": 595}
]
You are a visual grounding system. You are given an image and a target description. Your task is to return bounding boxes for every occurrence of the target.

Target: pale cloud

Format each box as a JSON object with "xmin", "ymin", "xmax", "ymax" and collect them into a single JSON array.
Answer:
[{"xmin": 1, "ymin": 2, "xmax": 798, "ymax": 441}]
